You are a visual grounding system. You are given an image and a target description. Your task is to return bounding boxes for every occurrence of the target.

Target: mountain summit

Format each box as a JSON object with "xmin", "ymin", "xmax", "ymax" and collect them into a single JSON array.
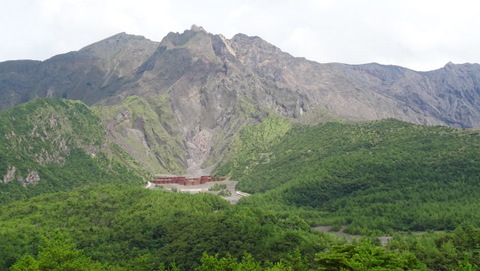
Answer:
[{"xmin": 1, "ymin": 26, "xmax": 480, "ymax": 173}]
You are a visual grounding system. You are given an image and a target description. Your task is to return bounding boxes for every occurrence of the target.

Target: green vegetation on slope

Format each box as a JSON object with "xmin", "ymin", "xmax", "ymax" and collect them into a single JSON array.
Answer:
[
  {"xmin": 94, "ymin": 95, "xmax": 187, "ymax": 175},
  {"xmin": 216, "ymin": 118, "xmax": 480, "ymax": 234},
  {"xmin": 0, "ymin": 98, "xmax": 143, "ymax": 203},
  {"xmin": 387, "ymin": 225, "xmax": 480, "ymax": 271},
  {"xmin": 215, "ymin": 116, "xmax": 292, "ymax": 179}
]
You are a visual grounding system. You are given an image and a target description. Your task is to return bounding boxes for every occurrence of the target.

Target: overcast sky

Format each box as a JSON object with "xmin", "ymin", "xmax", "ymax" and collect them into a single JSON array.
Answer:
[{"xmin": 1, "ymin": 0, "xmax": 479, "ymax": 71}]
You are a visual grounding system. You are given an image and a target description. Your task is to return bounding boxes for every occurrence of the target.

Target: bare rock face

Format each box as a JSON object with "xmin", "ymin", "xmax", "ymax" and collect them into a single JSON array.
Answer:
[
  {"xmin": 2, "ymin": 26, "xmax": 480, "ymax": 174},
  {"xmin": 0, "ymin": 33, "xmax": 159, "ymax": 110},
  {"xmin": 2, "ymin": 166, "xmax": 16, "ymax": 183},
  {"xmin": 1, "ymin": 166, "xmax": 40, "ymax": 186},
  {"xmin": 19, "ymin": 171, "xmax": 40, "ymax": 187},
  {"xmin": 348, "ymin": 62, "xmax": 480, "ymax": 127},
  {"xmin": 187, "ymin": 129, "xmax": 213, "ymax": 165}
]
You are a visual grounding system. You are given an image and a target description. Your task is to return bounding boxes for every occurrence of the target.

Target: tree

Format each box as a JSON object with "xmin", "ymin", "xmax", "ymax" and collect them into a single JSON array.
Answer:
[
  {"xmin": 10, "ymin": 235, "xmax": 106, "ymax": 271},
  {"xmin": 195, "ymin": 252, "xmax": 293, "ymax": 271},
  {"xmin": 315, "ymin": 241, "xmax": 426, "ymax": 271}
]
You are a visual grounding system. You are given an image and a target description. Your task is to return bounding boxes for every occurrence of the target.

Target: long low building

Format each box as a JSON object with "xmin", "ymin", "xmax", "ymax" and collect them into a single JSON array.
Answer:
[{"xmin": 150, "ymin": 176, "xmax": 227, "ymax": 186}]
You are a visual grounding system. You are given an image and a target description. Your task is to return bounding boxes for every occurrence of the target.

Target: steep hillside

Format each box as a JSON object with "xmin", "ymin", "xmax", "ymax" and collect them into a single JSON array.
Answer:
[
  {"xmin": 1, "ymin": 26, "xmax": 480, "ymax": 175},
  {"xmin": 0, "ymin": 98, "xmax": 143, "ymax": 203},
  {"xmin": 94, "ymin": 95, "xmax": 187, "ymax": 175},
  {"xmin": 216, "ymin": 118, "xmax": 480, "ymax": 234},
  {"xmin": 228, "ymin": 34, "xmax": 480, "ymax": 128},
  {"xmin": 349, "ymin": 62, "xmax": 480, "ymax": 127}
]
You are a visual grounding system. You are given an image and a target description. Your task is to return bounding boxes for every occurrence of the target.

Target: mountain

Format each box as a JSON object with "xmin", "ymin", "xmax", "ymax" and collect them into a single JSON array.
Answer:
[
  {"xmin": 0, "ymin": 32, "xmax": 158, "ymax": 107},
  {"xmin": 1, "ymin": 25, "xmax": 480, "ymax": 175}
]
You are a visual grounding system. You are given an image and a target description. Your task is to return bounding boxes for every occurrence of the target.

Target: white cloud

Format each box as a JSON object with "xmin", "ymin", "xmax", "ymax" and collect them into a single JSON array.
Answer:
[
  {"xmin": 1, "ymin": 0, "xmax": 480, "ymax": 71},
  {"xmin": 0, "ymin": 0, "xmax": 180, "ymax": 61},
  {"xmin": 229, "ymin": 4, "xmax": 251, "ymax": 20}
]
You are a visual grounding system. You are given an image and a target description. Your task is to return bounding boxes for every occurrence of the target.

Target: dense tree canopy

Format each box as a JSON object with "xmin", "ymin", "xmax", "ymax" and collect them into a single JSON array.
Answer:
[{"xmin": 217, "ymin": 118, "xmax": 480, "ymax": 234}]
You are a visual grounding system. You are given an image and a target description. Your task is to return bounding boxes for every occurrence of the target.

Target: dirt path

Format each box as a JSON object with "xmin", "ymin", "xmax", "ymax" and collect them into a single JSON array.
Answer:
[
  {"xmin": 313, "ymin": 226, "xmax": 362, "ymax": 243},
  {"xmin": 313, "ymin": 226, "xmax": 437, "ymax": 246}
]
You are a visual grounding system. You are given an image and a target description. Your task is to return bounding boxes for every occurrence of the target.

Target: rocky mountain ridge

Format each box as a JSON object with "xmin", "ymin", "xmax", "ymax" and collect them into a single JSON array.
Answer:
[{"xmin": 1, "ymin": 25, "xmax": 480, "ymax": 174}]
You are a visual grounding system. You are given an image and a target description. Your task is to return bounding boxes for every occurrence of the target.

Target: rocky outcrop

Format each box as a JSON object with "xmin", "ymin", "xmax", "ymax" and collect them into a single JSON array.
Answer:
[
  {"xmin": 1, "ymin": 166, "xmax": 40, "ymax": 186},
  {"xmin": 2, "ymin": 166, "xmax": 17, "ymax": 183},
  {"xmin": 19, "ymin": 171, "xmax": 41, "ymax": 187}
]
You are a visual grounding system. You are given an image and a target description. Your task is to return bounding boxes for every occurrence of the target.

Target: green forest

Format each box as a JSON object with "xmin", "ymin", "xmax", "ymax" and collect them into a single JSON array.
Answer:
[
  {"xmin": 1, "ymin": 184, "xmax": 479, "ymax": 270},
  {"xmin": 1, "ymin": 99, "xmax": 480, "ymax": 270},
  {"xmin": 216, "ymin": 117, "xmax": 480, "ymax": 234}
]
